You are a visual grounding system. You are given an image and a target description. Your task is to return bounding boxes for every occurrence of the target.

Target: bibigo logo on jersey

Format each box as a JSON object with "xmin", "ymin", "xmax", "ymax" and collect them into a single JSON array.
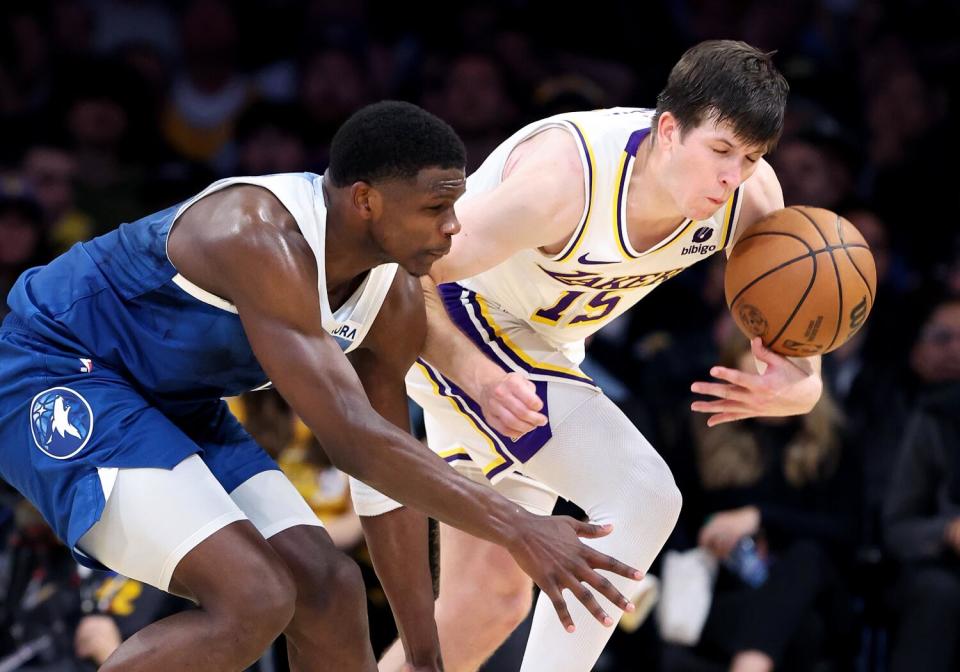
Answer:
[{"xmin": 30, "ymin": 387, "xmax": 94, "ymax": 460}]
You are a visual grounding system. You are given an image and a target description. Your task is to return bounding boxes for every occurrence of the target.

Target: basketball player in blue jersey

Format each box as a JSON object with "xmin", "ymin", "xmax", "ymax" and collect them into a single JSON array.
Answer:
[
  {"xmin": 0, "ymin": 101, "xmax": 643, "ymax": 672},
  {"xmin": 363, "ymin": 43, "xmax": 824, "ymax": 672}
]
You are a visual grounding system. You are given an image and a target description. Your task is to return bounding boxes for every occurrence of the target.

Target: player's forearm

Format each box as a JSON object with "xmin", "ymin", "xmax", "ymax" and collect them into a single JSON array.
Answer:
[
  {"xmin": 361, "ymin": 508, "xmax": 441, "ymax": 667},
  {"xmin": 326, "ymin": 414, "xmax": 522, "ymax": 549},
  {"xmin": 420, "ymin": 276, "xmax": 503, "ymax": 400}
]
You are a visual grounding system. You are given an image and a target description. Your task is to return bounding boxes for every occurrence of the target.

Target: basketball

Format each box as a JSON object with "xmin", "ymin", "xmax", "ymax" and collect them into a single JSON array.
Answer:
[{"xmin": 725, "ymin": 206, "xmax": 877, "ymax": 356}]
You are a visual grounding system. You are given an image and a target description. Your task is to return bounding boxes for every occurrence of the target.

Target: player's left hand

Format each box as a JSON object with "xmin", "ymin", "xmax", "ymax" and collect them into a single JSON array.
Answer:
[
  {"xmin": 689, "ymin": 337, "xmax": 822, "ymax": 426},
  {"xmin": 478, "ymin": 371, "xmax": 548, "ymax": 440}
]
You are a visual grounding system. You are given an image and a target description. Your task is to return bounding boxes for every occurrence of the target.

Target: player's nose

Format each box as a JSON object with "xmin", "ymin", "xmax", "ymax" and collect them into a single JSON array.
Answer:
[{"xmin": 441, "ymin": 215, "xmax": 461, "ymax": 237}]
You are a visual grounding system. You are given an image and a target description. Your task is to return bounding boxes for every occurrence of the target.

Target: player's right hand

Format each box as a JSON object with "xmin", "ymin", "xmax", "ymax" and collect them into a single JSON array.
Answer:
[
  {"xmin": 506, "ymin": 513, "xmax": 642, "ymax": 631},
  {"xmin": 478, "ymin": 372, "xmax": 547, "ymax": 440}
]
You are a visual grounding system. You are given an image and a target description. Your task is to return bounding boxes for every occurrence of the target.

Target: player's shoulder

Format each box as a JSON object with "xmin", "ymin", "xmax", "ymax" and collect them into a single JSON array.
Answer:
[
  {"xmin": 738, "ymin": 159, "xmax": 784, "ymax": 227},
  {"xmin": 743, "ymin": 159, "xmax": 782, "ymax": 212},
  {"xmin": 503, "ymin": 126, "xmax": 583, "ymax": 187}
]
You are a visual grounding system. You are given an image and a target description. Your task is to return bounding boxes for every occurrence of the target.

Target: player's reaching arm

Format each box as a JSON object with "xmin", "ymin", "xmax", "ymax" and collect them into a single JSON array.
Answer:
[
  {"xmin": 691, "ymin": 159, "xmax": 823, "ymax": 425},
  {"xmin": 420, "ymin": 129, "xmax": 585, "ymax": 437},
  {"xmin": 347, "ymin": 272, "xmax": 442, "ymax": 671},
  {"xmin": 171, "ymin": 191, "xmax": 641, "ymax": 634}
]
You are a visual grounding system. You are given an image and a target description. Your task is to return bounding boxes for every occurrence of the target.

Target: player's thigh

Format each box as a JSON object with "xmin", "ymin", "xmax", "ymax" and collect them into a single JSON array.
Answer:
[
  {"xmin": 191, "ymin": 403, "xmax": 325, "ymax": 539},
  {"xmin": 77, "ymin": 453, "xmax": 252, "ymax": 593}
]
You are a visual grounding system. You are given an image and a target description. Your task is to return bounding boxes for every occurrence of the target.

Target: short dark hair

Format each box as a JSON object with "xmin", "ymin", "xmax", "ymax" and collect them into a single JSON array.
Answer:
[
  {"xmin": 327, "ymin": 101, "xmax": 466, "ymax": 187},
  {"xmin": 652, "ymin": 40, "xmax": 789, "ymax": 151}
]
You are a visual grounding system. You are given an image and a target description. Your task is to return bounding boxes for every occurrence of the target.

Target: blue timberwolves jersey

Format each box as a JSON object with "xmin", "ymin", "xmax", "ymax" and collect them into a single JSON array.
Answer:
[{"xmin": 4, "ymin": 173, "xmax": 399, "ymax": 402}]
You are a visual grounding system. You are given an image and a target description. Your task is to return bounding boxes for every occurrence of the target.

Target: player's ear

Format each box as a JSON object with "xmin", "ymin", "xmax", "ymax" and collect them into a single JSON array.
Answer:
[
  {"xmin": 658, "ymin": 111, "xmax": 680, "ymax": 149},
  {"xmin": 350, "ymin": 182, "xmax": 381, "ymax": 220}
]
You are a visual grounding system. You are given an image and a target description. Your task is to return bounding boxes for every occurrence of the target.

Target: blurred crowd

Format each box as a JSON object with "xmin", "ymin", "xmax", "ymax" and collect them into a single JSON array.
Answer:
[{"xmin": 1, "ymin": 0, "xmax": 959, "ymax": 670}]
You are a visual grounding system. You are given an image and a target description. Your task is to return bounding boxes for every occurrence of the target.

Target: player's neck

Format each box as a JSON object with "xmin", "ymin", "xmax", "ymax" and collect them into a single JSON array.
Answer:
[
  {"xmin": 321, "ymin": 180, "xmax": 385, "ymax": 293},
  {"xmin": 626, "ymin": 135, "xmax": 686, "ymax": 232}
]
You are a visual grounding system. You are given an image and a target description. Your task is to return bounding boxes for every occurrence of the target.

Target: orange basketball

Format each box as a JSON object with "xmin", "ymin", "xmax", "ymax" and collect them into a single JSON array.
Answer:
[{"xmin": 725, "ymin": 206, "xmax": 877, "ymax": 356}]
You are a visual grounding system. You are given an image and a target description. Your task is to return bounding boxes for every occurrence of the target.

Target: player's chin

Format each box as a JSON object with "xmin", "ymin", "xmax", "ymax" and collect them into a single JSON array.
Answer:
[{"xmin": 401, "ymin": 254, "xmax": 437, "ymax": 277}]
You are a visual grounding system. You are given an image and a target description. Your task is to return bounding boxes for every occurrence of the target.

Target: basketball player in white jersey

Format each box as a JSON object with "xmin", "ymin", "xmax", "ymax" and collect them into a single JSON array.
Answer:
[
  {"xmin": 360, "ymin": 42, "xmax": 823, "ymax": 672},
  {"xmin": 0, "ymin": 101, "xmax": 643, "ymax": 672}
]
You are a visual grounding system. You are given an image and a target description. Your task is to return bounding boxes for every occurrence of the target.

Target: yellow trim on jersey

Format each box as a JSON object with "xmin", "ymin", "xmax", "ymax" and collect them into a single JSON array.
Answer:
[
  {"xmin": 481, "ymin": 454, "xmax": 508, "ymax": 476},
  {"xmin": 438, "ymin": 447, "xmax": 469, "ymax": 459},
  {"xmin": 718, "ymin": 191, "xmax": 737, "ymax": 246},
  {"xmin": 613, "ymin": 151, "xmax": 634, "ymax": 259},
  {"xmin": 473, "ymin": 295, "xmax": 590, "ymax": 381},
  {"xmin": 555, "ymin": 121, "xmax": 597, "ymax": 262}
]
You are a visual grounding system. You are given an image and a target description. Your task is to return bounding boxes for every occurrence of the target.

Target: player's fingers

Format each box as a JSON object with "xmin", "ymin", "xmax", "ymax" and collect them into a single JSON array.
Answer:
[
  {"xmin": 584, "ymin": 547, "xmax": 644, "ymax": 580},
  {"xmin": 709, "ymin": 366, "xmax": 758, "ymax": 388},
  {"xmin": 504, "ymin": 375, "xmax": 544, "ymax": 411},
  {"xmin": 750, "ymin": 336, "xmax": 784, "ymax": 365},
  {"xmin": 544, "ymin": 584, "xmax": 576, "ymax": 632},
  {"xmin": 488, "ymin": 410, "xmax": 532, "ymax": 438},
  {"xmin": 690, "ymin": 400, "xmax": 750, "ymax": 414},
  {"xmin": 579, "ymin": 568, "xmax": 636, "ymax": 613},
  {"xmin": 572, "ymin": 519, "xmax": 613, "ymax": 539},
  {"xmin": 498, "ymin": 394, "xmax": 548, "ymax": 427},
  {"xmin": 690, "ymin": 381, "xmax": 751, "ymax": 402},
  {"xmin": 567, "ymin": 577, "xmax": 613, "ymax": 626},
  {"xmin": 706, "ymin": 412, "xmax": 754, "ymax": 427}
]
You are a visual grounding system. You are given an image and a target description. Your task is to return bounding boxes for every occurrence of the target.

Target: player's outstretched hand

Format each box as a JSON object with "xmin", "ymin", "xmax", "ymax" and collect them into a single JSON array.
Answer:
[
  {"xmin": 506, "ymin": 513, "xmax": 642, "ymax": 632},
  {"xmin": 478, "ymin": 371, "xmax": 547, "ymax": 440},
  {"xmin": 689, "ymin": 337, "xmax": 822, "ymax": 426}
]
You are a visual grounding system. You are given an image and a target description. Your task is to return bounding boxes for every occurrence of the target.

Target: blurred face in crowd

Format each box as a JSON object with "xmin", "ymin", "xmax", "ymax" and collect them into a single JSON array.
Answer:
[
  {"xmin": 911, "ymin": 303, "xmax": 960, "ymax": 384},
  {"xmin": 301, "ymin": 50, "xmax": 369, "ymax": 126},
  {"xmin": 0, "ymin": 208, "xmax": 41, "ymax": 267},
  {"xmin": 442, "ymin": 55, "xmax": 512, "ymax": 133},
  {"xmin": 22, "ymin": 147, "xmax": 77, "ymax": 220},
  {"xmin": 239, "ymin": 128, "xmax": 307, "ymax": 176},
  {"xmin": 770, "ymin": 137, "xmax": 850, "ymax": 210},
  {"xmin": 68, "ymin": 98, "xmax": 128, "ymax": 149}
]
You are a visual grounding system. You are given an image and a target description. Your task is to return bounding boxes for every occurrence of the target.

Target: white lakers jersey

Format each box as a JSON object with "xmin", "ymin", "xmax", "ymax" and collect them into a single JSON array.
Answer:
[
  {"xmin": 459, "ymin": 108, "xmax": 743, "ymax": 363},
  {"xmin": 168, "ymin": 172, "xmax": 398, "ymax": 354}
]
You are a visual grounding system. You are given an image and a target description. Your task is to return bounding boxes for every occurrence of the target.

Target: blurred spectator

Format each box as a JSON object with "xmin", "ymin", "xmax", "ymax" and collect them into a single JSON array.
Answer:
[
  {"xmin": 426, "ymin": 52, "xmax": 518, "ymax": 171},
  {"xmin": 162, "ymin": 0, "xmax": 252, "ymax": 170},
  {"xmin": 88, "ymin": 0, "xmax": 179, "ymax": 61},
  {"xmin": 20, "ymin": 142, "xmax": 94, "ymax": 254},
  {"xmin": 298, "ymin": 47, "xmax": 373, "ymax": 167},
  {"xmin": 230, "ymin": 391, "xmax": 362, "ymax": 550},
  {"xmin": 61, "ymin": 60, "xmax": 150, "ymax": 231},
  {"xmin": 883, "ymin": 379, "xmax": 960, "ymax": 672},
  {"xmin": 0, "ymin": 500, "xmax": 86, "ymax": 671},
  {"xmin": 668, "ymin": 331, "xmax": 859, "ymax": 672},
  {"xmin": 0, "ymin": 177, "xmax": 49, "ymax": 317},
  {"xmin": 73, "ymin": 573, "xmax": 193, "ymax": 668},
  {"xmin": 768, "ymin": 128, "xmax": 857, "ymax": 211},
  {"xmin": 233, "ymin": 102, "xmax": 310, "ymax": 176}
]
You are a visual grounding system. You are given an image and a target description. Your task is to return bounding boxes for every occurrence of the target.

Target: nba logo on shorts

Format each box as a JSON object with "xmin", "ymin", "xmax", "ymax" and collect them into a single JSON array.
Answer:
[{"xmin": 30, "ymin": 387, "xmax": 94, "ymax": 460}]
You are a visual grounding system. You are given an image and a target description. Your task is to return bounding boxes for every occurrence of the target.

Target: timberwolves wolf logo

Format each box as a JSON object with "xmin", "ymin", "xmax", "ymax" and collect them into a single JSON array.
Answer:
[{"xmin": 30, "ymin": 387, "xmax": 94, "ymax": 460}]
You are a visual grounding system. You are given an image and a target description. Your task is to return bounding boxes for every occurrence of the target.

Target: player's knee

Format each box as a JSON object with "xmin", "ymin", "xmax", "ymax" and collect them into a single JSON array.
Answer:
[
  {"xmin": 297, "ymin": 550, "xmax": 366, "ymax": 618},
  {"xmin": 233, "ymin": 559, "xmax": 298, "ymax": 642},
  {"xmin": 618, "ymin": 451, "xmax": 682, "ymax": 533},
  {"xmin": 441, "ymin": 544, "xmax": 531, "ymax": 627}
]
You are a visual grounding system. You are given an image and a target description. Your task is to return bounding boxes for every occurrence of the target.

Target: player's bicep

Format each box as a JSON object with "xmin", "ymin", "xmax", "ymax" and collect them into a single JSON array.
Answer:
[
  {"xmin": 431, "ymin": 149, "xmax": 584, "ymax": 284},
  {"xmin": 222, "ymin": 241, "xmax": 381, "ymax": 456}
]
